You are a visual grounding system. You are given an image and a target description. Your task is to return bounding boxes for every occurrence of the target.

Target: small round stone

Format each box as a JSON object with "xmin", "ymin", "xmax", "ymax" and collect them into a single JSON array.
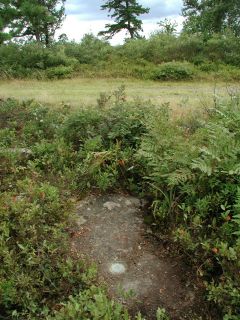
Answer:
[{"xmin": 109, "ymin": 263, "xmax": 126, "ymax": 274}]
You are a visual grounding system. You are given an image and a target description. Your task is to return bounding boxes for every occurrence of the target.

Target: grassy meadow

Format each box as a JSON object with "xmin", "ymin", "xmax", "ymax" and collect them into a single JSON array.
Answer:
[{"xmin": 1, "ymin": 78, "xmax": 239, "ymax": 116}]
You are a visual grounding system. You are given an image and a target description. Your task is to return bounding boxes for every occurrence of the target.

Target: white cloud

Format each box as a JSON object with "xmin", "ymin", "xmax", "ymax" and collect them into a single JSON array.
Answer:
[{"xmin": 57, "ymin": 0, "xmax": 184, "ymax": 44}]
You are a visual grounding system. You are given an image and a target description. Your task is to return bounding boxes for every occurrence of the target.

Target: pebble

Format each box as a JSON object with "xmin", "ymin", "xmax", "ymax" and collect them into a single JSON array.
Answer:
[
  {"xmin": 103, "ymin": 201, "xmax": 121, "ymax": 211},
  {"xmin": 109, "ymin": 263, "xmax": 126, "ymax": 274}
]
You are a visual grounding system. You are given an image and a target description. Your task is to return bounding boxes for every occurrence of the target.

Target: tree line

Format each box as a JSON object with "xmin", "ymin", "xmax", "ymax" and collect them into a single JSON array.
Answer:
[{"xmin": 0, "ymin": 0, "xmax": 240, "ymax": 45}]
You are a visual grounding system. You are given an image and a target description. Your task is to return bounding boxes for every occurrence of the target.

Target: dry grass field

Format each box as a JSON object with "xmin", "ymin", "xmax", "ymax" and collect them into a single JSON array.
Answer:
[{"xmin": 0, "ymin": 78, "xmax": 239, "ymax": 116}]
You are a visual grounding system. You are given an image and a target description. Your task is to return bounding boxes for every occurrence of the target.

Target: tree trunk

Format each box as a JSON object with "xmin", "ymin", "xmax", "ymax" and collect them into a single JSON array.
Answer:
[
  {"xmin": 35, "ymin": 31, "xmax": 41, "ymax": 42},
  {"xmin": 125, "ymin": 0, "xmax": 133, "ymax": 38}
]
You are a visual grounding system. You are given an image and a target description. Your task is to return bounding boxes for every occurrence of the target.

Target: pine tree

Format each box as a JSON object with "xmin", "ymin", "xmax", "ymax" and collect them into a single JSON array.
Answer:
[
  {"xmin": 18, "ymin": 0, "xmax": 65, "ymax": 45},
  {"xmin": 0, "ymin": 0, "xmax": 17, "ymax": 43},
  {"xmin": 99, "ymin": 0, "xmax": 149, "ymax": 39},
  {"xmin": 0, "ymin": 0, "xmax": 65, "ymax": 45}
]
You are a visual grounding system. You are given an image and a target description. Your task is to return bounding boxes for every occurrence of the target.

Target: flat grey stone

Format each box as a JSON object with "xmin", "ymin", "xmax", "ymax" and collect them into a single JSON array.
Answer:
[
  {"xmin": 109, "ymin": 263, "xmax": 126, "ymax": 274},
  {"xmin": 103, "ymin": 201, "xmax": 121, "ymax": 211},
  {"xmin": 77, "ymin": 216, "xmax": 87, "ymax": 226}
]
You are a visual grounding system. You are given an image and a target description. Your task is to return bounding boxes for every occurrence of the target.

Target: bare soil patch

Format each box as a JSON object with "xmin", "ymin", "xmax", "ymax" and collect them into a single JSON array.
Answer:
[{"xmin": 71, "ymin": 194, "xmax": 214, "ymax": 319}]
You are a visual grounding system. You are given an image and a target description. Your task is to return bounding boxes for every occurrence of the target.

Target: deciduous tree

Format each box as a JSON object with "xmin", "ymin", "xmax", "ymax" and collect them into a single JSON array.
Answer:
[{"xmin": 183, "ymin": 0, "xmax": 240, "ymax": 37}]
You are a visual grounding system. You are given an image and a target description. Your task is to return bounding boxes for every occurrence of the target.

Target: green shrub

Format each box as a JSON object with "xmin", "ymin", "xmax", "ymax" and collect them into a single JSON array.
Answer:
[
  {"xmin": 197, "ymin": 62, "xmax": 220, "ymax": 72},
  {"xmin": 0, "ymin": 179, "xmax": 95, "ymax": 319},
  {"xmin": 46, "ymin": 66, "xmax": 74, "ymax": 79},
  {"xmin": 139, "ymin": 99, "xmax": 240, "ymax": 317},
  {"xmin": 0, "ymin": 129, "xmax": 16, "ymax": 147},
  {"xmin": 47, "ymin": 287, "xmax": 131, "ymax": 320},
  {"xmin": 62, "ymin": 109, "xmax": 103, "ymax": 149},
  {"xmin": 62, "ymin": 95, "xmax": 149, "ymax": 192},
  {"xmin": 131, "ymin": 64, "xmax": 156, "ymax": 80},
  {"xmin": 156, "ymin": 308, "xmax": 170, "ymax": 320},
  {"xmin": 204, "ymin": 33, "xmax": 240, "ymax": 67},
  {"xmin": 142, "ymin": 33, "xmax": 178, "ymax": 64},
  {"xmin": 215, "ymin": 65, "xmax": 240, "ymax": 81},
  {"xmin": 62, "ymin": 93, "xmax": 148, "ymax": 151},
  {"xmin": 64, "ymin": 34, "xmax": 112, "ymax": 65},
  {"xmin": 0, "ymin": 148, "xmax": 27, "ymax": 192},
  {"xmin": 0, "ymin": 31, "xmax": 240, "ymax": 80},
  {"xmin": 0, "ymin": 97, "xmax": 142, "ymax": 320},
  {"xmin": 121, "ymin": 38, "xmax": 149, "ymax": 62},
  {"xmin": 31, "ymin": 138, "xmax": 76, "ymax": 174},
  {"xmin": 0, "ymin": 98, "xmax": 66, "ymax": 145},
  {"xmin": 1, "ymin": 94, "xmax": 240, "ymax": 319},
  {"xmin": 151, "ymin": 62, "xmax": 196, "ymax": 80}
]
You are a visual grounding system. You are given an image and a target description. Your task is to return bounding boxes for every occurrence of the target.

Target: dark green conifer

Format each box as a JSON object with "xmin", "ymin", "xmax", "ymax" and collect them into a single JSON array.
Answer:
[{"xmin": 99, "ymin": 0, "xmax": 149, "ymax": 39}]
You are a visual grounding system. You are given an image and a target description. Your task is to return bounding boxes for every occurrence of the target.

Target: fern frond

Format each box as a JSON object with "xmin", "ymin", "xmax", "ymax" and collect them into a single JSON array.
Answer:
[
  {"xmin": 191, "ymin": 158, "xmax": 213, "ymax": 176},
  {"xmin": 166, "ymin": 169, "xmax": 195, "ymax": 186}
]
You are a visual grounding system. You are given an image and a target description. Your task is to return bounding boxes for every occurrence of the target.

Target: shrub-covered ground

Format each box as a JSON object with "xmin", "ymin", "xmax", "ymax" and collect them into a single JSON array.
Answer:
[
  {"xmin": 1, "ymin": 32, "xmax": 240, "ymax": 81},
  {"xmin": 0, "ymin": 89, "xmax": 240, "ymax": 319}
]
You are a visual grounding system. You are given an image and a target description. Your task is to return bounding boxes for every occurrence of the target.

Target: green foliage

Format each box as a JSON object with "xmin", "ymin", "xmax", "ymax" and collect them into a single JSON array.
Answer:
[
  {"xmin": 157, "ymin": 18, "xmax": 177, "ymax": 35},
  {"xmin": 0, "ymin": 98, "xmax": 66, "ymax": 145},
  {"xmin": 0, "ymin": 128, "xmax": 16, "ymax": 147},
  {"xmin": 0, "ymin": 0, "xmax": 16, "ymax": 43},
  {"xmin": 32, "ymin": 138, "xmax": 76, "ymax": 173},
  {"xmin": 64, "ymin": 33, "xmax": 113, "ymax": 65},
  {"xmin": 62, "ymin": 90, "xmax": 148, "ymax": 192},
  {"xmin": 0, "ymin": 98, "xmax": 136, "ymax": 319},
  {"xmin": 0, "ymin": 179, "xmax": 94, "ymax": 319},
  {"xmin": 156, "ymin": 308, "xmax": 170, "ymax": 320},
  {"xmin": 0, "ymin": 31, "xmax": 240, "ymax": 79},
  {"xmin": 47, "ymin": 287, "xmax": 130, "ymax": 320},
  {"xmin": 139, "ymin": 99, "xmax": 240, "ymax": 317},
  {"xmin": 99, "ymin": 0, "xmax": 149, "ymax": 39},
  {"xmin": 46, "ymin": 65, "xmax": 73, "ymax": 79},
  {"xmin": 183, "ymin": 0, "xmax": 240, "ymax": 38},
  {"xmin": 62, "ymin": 90, "xmax": 147, "ymax": 151},
  {"xmin": 0, "ymin": 0, "xmax": 65, "ymax": 45},
  {"xmin": 1, "ymin": 93, "xmax": 240, "ymax": 319},
  {"xmin": 151, "ymin": 62, "xmax": 195, "ymax": 80},
  {"xmin": 1, "ymin": 0, "xmax": 240, "ymax": 80}
]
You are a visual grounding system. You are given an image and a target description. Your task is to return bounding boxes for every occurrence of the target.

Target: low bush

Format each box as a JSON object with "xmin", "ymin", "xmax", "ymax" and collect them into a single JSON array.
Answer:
[
  {"xmin": 0, "ymin": 98, "xmax": 66, "ymax": 145},
  {"xmin": 62, "ymin": 89, "xmax": 148, "ymax": 151},
  {"xmin": 138, "ymin": 100, "xmax": 240, "ymax": 318},
  {"xmin": 0, "ymin": 179, "xmax": 95, "ymax": 319},
  {"xmin": 1, "ymin": 94, "xmax": 240, "ymax": 319},
  {"xmin": 0, "ymin": 128, "xmax": 16, "ymax": 147},
  {"xmin": 46, "ymin": 66, "xmax": 74, "ymax": 79},
  {"xmin": 47, "ymin": 287, "xmax": 132, "ymax": 320},
  {"xmin": 151, "ymin": 62, "xmax": 196, "ymax": 81},
  {"xmin": 215, "ymin": 65, "xmax": 240, "ymax": 81},
  {"xmin": 61, "ymin": 90, "xmax": 149, "ymax": 192},
  {"xmin": 0, "ymin": 98, "xmax": 135, "ymax": 319},
  {"xmin": 0, "ymin": 31, "xmax": 240, "ymax": 80},
  {"xmin": 197, "ymin": 61, "xmax": 220, "ymax": 72}
]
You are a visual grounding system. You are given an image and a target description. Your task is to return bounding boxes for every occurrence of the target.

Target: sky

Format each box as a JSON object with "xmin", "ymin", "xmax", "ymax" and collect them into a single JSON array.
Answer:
[{"xmin": 58, "ymin": 0, "xmax": 184, "ymax": 45}]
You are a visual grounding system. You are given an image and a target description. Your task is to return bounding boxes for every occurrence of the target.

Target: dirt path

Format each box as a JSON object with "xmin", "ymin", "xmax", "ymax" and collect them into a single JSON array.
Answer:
[{"xmin": 71, "ymin": 194, "xmax": 210, "ymax": 319}]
